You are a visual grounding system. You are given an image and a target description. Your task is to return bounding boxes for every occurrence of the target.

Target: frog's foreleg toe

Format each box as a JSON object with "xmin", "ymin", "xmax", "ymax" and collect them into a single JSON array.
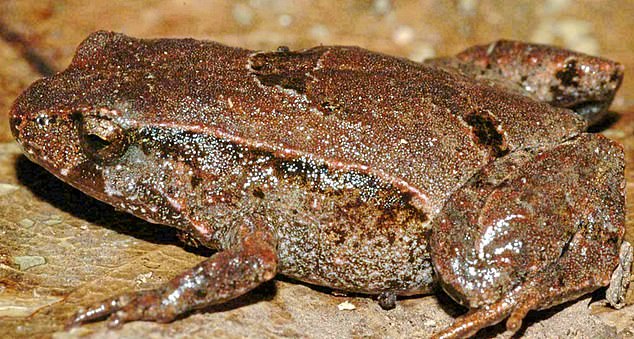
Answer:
[
  {"xmin": 67, "ymin": 291, "xmax": 138, "ymax": 328},
  {"xmin": 69, "ymin": 223, "xmax": 278, "ymax": 327}
]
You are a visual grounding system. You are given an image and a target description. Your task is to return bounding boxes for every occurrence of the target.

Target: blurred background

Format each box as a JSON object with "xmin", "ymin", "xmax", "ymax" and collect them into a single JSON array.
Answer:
[{"xmin": 1, "ymin": 1, "xmax": 633, "ymax": 338}]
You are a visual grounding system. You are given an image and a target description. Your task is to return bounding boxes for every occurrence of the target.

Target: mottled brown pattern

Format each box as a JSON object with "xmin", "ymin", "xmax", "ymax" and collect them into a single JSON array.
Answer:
[{"xmin": 9, "ymin": 32, "xmax": 627, "ymax": 338}]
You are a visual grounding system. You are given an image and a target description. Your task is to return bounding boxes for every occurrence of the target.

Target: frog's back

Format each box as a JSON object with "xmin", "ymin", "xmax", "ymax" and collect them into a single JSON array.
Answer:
[
  {"xmin": 13, "ymin": 31, "xmax": 626, "ymax": 301},
  {"xmin": 17, "ymin": 31, "xmax": 585, "ymax": 215},
  {"xmin": 12, "ymin": 32, "xmax": 626, "ymax": 336}
]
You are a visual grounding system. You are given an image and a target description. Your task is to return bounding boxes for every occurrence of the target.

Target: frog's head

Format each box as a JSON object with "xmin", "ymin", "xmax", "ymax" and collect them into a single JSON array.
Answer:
[
  {"xmin": 13, "ymin": 43, "xmax": 187, "ymax": 230},
  {"xmin": 9, "ymin": 31, "xmax": 220, "ymax": 228},
  {"xmin": 10, "ymin": 86, "xmax": 130, "ymax": 205},
  {"xmin": 10, "ymin": 31, "xmax": 137, "ymax": 191},
  {"xmin": 11, "ymin": 79, "xmax": 195, "ymax": 228}
]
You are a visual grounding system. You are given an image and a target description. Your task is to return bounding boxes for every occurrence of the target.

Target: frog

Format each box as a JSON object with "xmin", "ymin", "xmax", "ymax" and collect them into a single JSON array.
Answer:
[{"xmin": 9, "ymin": 31, "xmax": 629, "ymax": 338}]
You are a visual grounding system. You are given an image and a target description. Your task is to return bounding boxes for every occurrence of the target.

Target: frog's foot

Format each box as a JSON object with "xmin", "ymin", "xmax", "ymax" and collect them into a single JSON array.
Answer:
[
  {"xmin": 68, "ymin": 225, "xmax": 277, "ymax": 328},
  {"xmin": 606, "ymin": 241, "xmax": 633, "ymax": 309},
  {"xmin": 433, "ymin": 266, "xmax": 608, "ymax": 339},
  {"xmin": 68, "ymin": 289, "xmax": 168, "ymax": 328}
]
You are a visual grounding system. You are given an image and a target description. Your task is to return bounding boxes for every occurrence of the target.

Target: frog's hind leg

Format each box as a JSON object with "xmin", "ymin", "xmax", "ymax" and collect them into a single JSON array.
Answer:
[
  {"xmin": 68, "ymin": 218, "xmax": 277, "ymax": 327},
  {"xmin": 430, "ymin": 133, "xmax": 625, "ymax": 338},
  {"xmin": 436, "ymin": 40, "xmax": 624, "ymax": 124},
  {"xmin": 433, "ymin": 216, "xmax": 624, "ymax": 339}
]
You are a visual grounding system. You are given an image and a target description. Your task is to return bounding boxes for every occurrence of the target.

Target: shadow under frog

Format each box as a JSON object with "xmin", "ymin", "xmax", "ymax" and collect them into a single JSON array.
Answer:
[
  {"xmin": 10, "ymin": 31, "xmax": 630, "ymax": 338},
  {"xmin": 14, "ymin": 154, "xmax": 208, "ymax": 253}
]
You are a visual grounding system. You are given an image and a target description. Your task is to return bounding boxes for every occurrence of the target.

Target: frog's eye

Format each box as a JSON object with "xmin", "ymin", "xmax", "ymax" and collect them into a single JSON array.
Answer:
[{"xmin": 75, "ymin": 114, "xmax": 130, "ymax": 164}]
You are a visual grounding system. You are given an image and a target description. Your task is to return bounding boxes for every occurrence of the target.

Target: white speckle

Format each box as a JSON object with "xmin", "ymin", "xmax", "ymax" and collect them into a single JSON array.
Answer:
[
  {"xmin": 478, "ymin": 214, "xmax": 525, "ymax": 260},
  {"xmin": 409, "ymin": 44, "xmax": 436, "ymax": 61},
  {"xmin": 135, "ymin": 271, "xmax": 153, "ymax": 286},
  {"xmin": 423, "ymin": 319, "xmax": 437, "ymax": 327},
  {"xmin": 393, "ymin": 25, "xmax": 415, "ymax": 46},
  {"xmin": 14, "ymin": 256, "xmax": 46, "ymax": 271},
  {"xmin": 310, "ymin": 24, "xmax": 330, "ymax": 40},
  {"xmin": 373, "ymin": 0, "xmax": 391, "ymax": 15},
  {"xmin": 337, "ymin": 301, "xmax": 356, "ymax": 310},
  {"xmin": 0, "ymin": 183, "xmax": 19, "ymax": 195},
  {"xmin": 278, "ymin": 14, "xmax": 292, "ymax": 27},
  {"xmin": 232, "ymin": 3, "xmax": 254, "ymax": 26},
  {"xmin": 458, "ymin": 0, "xmax": 477, "ymax": 14}
]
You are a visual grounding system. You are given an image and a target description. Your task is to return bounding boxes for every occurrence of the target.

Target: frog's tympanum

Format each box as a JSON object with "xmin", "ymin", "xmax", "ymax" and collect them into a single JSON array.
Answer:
[{"xmin": 10, "ymin": 32, "xmax": 629, "ymax": 338}]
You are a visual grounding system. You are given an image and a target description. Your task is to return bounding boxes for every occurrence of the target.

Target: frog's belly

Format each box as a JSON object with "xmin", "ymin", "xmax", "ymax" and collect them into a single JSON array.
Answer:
[
  {"xmin": 275, "ymin": 217, "xmax": 435, "ymax": 294},
  {"xmin": 268, "ymin": 185, "xmax": 435, "ymax": 294}
]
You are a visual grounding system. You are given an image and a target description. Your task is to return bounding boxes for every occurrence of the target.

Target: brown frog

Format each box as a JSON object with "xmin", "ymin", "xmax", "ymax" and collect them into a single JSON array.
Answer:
[{"xmin": 9, "ymin": 31, "xmax": 629, "ymax": 338}]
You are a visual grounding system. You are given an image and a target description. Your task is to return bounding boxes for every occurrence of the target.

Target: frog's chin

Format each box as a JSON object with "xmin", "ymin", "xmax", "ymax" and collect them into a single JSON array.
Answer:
[{"xmin": 27, "ymin": 154, "xmax": 116, "ymax": 208}]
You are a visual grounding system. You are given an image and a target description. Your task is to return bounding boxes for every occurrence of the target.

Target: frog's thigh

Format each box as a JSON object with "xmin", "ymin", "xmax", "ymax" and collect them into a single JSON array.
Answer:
[
  {"xmin": 69, "ymin": 217, "xmax": 277, "ymax": 327},
  {"xmin": 430, "ymin": 133, "xmax": 625, "ymax": 338}
]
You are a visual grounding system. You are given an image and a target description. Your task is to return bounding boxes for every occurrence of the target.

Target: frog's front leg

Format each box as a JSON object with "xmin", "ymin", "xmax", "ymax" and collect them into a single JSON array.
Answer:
[
  {"xmin": 430, "ymin": 133, "xmax": 625, "ymax": 338},
  {"xmin": 69, "ymin": 218, "xmax": 277, "ymax": 327}
]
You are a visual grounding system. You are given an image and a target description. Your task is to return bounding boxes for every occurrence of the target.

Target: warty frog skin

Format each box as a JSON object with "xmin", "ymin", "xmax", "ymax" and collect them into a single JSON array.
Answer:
[{"xmin": 10, "ymin": 31, "xmax": 629, "ymax": 338}]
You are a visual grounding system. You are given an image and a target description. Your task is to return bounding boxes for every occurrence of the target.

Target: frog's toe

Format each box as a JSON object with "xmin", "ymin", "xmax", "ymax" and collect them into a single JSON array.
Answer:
[
  {"xmin": 606, "ymin": 241, "xmax": 633, "ymax": 309},
  {"xmin": 104, "ymin": 290, "xmax": 175, "ymax": 328},
  {"xmin": 67, "ymin": 289, "xmax": 168, "ymax": 328},
  {"xmin": 67, "ymin": 291, "xmax": 136, "ymax": 328},
  {"xmin": 431, "ymin": 300, "xmax": 510, "ymax": 339}
]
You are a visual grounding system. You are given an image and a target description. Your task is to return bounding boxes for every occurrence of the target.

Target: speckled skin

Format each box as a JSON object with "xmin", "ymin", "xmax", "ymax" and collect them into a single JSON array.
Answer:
[{"xmin": 9, "ymin": 32, "xmax": 626, "ymax": 338}]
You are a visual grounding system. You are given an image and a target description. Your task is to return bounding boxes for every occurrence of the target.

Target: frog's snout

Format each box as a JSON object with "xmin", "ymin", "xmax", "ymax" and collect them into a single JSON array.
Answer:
[
  {"xmin": 10, "ymin": 79, "xmax": 55, "ymax": 147},
  {"xmin": 9, "ymin": 95, "xmax": 28, "ymax": 143},
  {"xmin": 9, "ymin": 115, "xmax": 23, "ymax": 144},
  {"xmin": 9, "ymin": 90, "xmax": 84, "ymax": 175},
  {"xmin": 11, "ymin": 109, "xmax": 59, "ymax": 140}
]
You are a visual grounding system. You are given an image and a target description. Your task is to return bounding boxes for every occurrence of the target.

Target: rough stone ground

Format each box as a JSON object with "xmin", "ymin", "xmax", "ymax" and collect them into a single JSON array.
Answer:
[{"xmin": 1, "ymin": 1, "xmax": 634, "ymax": 338}]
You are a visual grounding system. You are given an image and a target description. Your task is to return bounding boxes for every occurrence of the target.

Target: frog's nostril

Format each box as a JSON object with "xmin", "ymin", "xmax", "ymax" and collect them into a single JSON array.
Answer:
[
  {"xmin": 34, "ymin": 112, "xmax": 56, "ymax": 126},
  {"xmin": 71, "ymin": 111, "xmax": 83, "ymax": 122},
  {"xmin": 10, "ymin": 116, "xmax": 22, "ymax": 128}
]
